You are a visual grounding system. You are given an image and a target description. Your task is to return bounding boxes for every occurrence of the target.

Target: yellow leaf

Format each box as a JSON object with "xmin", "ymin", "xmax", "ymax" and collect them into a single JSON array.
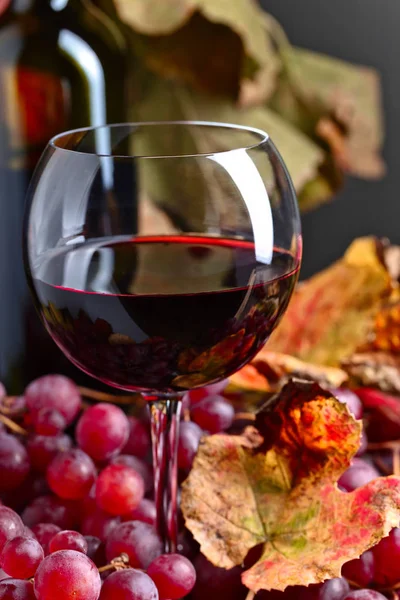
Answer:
[{"xmin": 267, "ymin": 237, "xmax": 392, "ymax": 366}]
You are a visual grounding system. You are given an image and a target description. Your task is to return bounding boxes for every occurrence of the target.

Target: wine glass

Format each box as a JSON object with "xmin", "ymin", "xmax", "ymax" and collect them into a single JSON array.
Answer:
[{"xmin": 23, "ymin": 121, "xmax": 302, "ymax": 552}]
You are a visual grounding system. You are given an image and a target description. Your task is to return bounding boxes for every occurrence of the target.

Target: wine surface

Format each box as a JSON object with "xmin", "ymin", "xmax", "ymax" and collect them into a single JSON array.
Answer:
[{"xmin": 32, "ymin": 235, "xmax": 299, "ymax": 392}]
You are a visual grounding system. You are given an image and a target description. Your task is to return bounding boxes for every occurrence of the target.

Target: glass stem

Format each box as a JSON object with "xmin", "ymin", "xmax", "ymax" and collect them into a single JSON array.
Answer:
[{"xmin": 148, "ymin": 396, "xmax": 182, "ymax": 553}]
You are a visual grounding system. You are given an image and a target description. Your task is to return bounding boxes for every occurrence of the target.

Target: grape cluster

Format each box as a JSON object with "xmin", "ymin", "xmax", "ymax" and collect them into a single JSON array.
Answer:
[
  {"xmin": 0, "ymin": 374, "xmax": 398, "ymax": 600},
  {"xmin": 0, "ymin": 374, "xmax": 239, "ymax": 599}
]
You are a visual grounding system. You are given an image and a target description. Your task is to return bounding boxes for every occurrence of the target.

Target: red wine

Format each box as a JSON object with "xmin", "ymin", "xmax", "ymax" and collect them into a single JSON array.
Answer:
[{"xmin": 31, "ymin": 235, "xmax": 299, "ymax": 392}]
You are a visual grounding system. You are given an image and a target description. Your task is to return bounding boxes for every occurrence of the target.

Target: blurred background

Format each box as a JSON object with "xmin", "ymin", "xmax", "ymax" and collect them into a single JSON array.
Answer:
[{"xmin": 263, "ymin": 0, "xmax": 398, "ymax": 277}]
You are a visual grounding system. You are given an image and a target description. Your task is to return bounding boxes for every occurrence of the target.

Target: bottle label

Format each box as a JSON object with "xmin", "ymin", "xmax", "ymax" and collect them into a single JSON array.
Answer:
[
  {"xmin": 0, "ymin": 0, "xmax": 10, "ymax": 16},
  {"xmin": 1, "ymin": 66, "xmax": 70, "ymax": 168}
]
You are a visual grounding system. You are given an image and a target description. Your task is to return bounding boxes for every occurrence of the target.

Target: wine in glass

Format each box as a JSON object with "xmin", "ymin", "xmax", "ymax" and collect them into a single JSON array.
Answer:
[{"xmin": 23, "ymin": 121, "xmax": 302, "ymax": 552}]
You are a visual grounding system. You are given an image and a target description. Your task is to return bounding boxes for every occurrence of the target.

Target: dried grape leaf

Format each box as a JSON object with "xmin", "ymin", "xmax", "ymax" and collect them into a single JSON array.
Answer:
[
  {"xmin": 383, "ymin": 244, "xmax": 400, "ymax": 283},
  {"xmin": 229, "ymin": 351, "xmax": 348, "ymax": 397},
  {"xmin": 115, "ymin": 0, "xmax": 279, "ymax": 98},
  {"xmin": 342, "ymin": 352, "xmax": 400, "ymax": 395},
  {"xmin": 181, "ymin": 380, "xmax": 400, "ymax": 592},
  {"xmin": 267, "ymin": 238, "xmax": 392, "ymax": 366},
  {"xmin": 134, "ymin": 77, "xmax": 324, "ymax": 213},
  {"xmin": 271, "ymin": 47, "xmax": 385, "ymax": 180}
]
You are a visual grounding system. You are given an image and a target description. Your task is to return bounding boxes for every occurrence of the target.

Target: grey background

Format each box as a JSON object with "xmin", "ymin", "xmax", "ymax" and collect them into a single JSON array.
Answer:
[{"xmin": 261, "ymin": 0, "xmax": 399, "ymax": 278}]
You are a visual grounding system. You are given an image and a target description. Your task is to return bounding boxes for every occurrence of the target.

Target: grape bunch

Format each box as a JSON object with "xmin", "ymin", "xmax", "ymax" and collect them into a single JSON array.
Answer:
[
  {"xmin": 0, "ymin": 374, "xmax": 397, "ymax": 600},
  {"xmin": 0, "ymin": 374, "xmax": 238, "ymax": 599}
]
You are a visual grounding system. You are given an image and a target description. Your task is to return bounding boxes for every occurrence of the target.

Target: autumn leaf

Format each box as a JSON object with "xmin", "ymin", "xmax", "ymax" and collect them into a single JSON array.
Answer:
[
  {"xmin": 181, "ymin": 380, "xmax": 400, "ymax": 593},
  {"xmin": 267, "ymin": 238, "xmax": 392, "ymax": 366},
  {"xmin": 341, "ymin": 297, "xmax": 400, "ymax": 392}
]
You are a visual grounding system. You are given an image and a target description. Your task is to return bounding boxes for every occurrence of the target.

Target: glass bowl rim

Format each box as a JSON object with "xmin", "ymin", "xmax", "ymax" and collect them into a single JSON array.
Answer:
[{"xmin": 49, "ymin": 120, "xmax": 270, "ymax": 160}]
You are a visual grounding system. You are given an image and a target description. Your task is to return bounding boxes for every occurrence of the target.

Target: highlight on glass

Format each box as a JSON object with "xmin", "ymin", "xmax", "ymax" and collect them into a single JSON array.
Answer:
[{"xmin": 23, "ymin": 121, "xmax": 302, "ymax": 552}]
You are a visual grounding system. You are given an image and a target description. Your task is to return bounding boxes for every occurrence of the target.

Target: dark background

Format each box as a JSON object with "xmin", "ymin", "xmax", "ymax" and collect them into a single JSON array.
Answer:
[{"xmin": 262, "ymin": 0, "xmax": 399, "ymax": 278}]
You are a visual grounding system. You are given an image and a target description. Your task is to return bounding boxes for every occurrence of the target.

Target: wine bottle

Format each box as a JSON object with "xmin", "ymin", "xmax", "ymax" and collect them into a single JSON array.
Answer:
[{"xmin": 0, "ymin": 0, "xmax": 131, "ymax": 392}]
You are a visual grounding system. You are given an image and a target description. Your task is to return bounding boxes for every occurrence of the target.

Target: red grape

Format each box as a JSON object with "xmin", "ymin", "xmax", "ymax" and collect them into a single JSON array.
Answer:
[
  {"xmin": 355, "ymin": 388, "xmax": 400, "ymax": 442},
  {"xmin": 0, "ymin": 535, "xmax": 44, "ymax": 578},
  {"xmin": 122, "ymin": 417, "xmax": 151, "ymax": 459},
  {"xmin": 329, "ymin": 388, "xmax": 363, "ymax": 420},
  {"xmin": 31, "ymin": 524, "xmax": 61, "ymax": 555},
  {"xmin": 49, "ymin": 530, "xmax": 88, "ymax": 554},
  {"xmin": 84, "ymin": 536, "xmax": 105, "ymax": 567},
  {"xmin": 188, "ymin": 380, "xmax": 228, "ymax": 404},
  {"xmin": 147, "ymin": 553, "xmax": 196, "ymax": 599},
  {"xmin": 338, "ymin": 459, "xmax": 379, "ymax": 492},
  {"xmin": 25, "ymin": 375, "xmax": 81, "ymax": 425},
  {"xmin": 95, "ymin": 464, "xmax": 144, "ymax": 516},
  {"xmin": 99, "ymin": 568, "xmax": 158, "ymax": 600},
  {"xmin": 110, "ymin": 455, "xmax": 153, "ymax": 494},
  {"xmin": 106, "ymin": 521, "xmax": 162, "ymax": 568},
  {"xmin": 0, "ymin": 435, "xmax": 30, "ymax": 492},
  {"xmin": 81, "ymin": 509, "xmax": 120, "ymax": 542},
  {"xmin": 190, "ymin": 395, "xmax": 234, "ymax": 433},
  {"xmin": 0, "ymin": 508, "xmax": 24, "ymax": 552},
  {"xmin": 356, "ymin": 430, "xmax": 368, "ymax": 457},
  {"xmin": 317, "ymin": 577, "xmax": 349, "ymax": 600},
  {"xmin": 0, "ymin": 578, "xmax": 35, "ymax": 599},
  {"xmin": 34, "ymin": 549, "xmax": 101, "ymax": 600},
  {"xmin": 0, "ymin": 569, "xmax": 8, "ymax": 581},
  {"xmin": 122, "ymin": 499, "xmax": 156, "ymax": 526},
  {"xmin": 47, "ymin": 449, "xmax": 96, "ymax": 500},
  {"xmin": 22, "ymin": 495, "xmax": 78, "ymax": 529},
  {"xmin": 33, "ymin": 408, "xmax": 66, "ymax": 436},
  {"xmin": 76, "ymin": 403, "xmax": 129, "ymax": 461},
  {"xmin": 177, "ymin": 529, "xmax": 199, "ymax": 561},
  {"xmin": 371, "ymin": 526, "xmax": 400, "ymax": 587},
  {"xmin": 343, "ymin": 591, "xmax": 387, "ymax": 600},
  {"xmin": 178, "ymin": 421, "xmax": 203, "ymax": 471},
  {"xmin": 26, "ymin": 434, "xmax": 72, "ymax": 473},
  {"xmin": 342, "ymin": 550, "xmax": 375, "ymax": 587}
]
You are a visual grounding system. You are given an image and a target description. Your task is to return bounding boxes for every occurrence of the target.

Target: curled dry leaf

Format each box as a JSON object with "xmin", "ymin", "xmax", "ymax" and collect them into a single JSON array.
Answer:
[
  {"xmin": 267, "ymin": 237, "xmax": 392, "ymax": 366},
  {"xmin": 341, "ymin": 296, "xmax": 400, "ymax": 393},
  {"xmin": 135, "ymin": 77, "xmax": 324, "ymax": 214},
  {"xmin": 268, "ymin": 47, "xmax": 384, "ymax": 208},
  {"xmin": 115, "ymin": 0, "xmax": 279, "ymax": 98},
  {"xmin": 272, "ymin": 47, "xmax": 385, "ymax": 179},
  {"xmin": 228, "ymin": 350, "xmax": 348, "ymax": 398},
  {"xmin": 342, "ymin": 352, "xmax": 400, "ymax": 395},
  {"xmin": 181, "ymin": 380, "xmax": 400, "ymax": 593}
]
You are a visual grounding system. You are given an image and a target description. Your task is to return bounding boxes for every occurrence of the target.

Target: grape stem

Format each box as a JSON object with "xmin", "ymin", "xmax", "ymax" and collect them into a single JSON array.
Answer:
[
  {"xmin": 234, "ymin": 412, "xmax": 256, "ymax": 421},
  {"xmin": 78, "ymin": 386, "xmax": 141, "ymax": 406},
  {"xmin": 148, "ymin": 396, "xmax": 182, "ymax": 553},
  {"xmin": 98, "ymin": 553, "xmax": 130, "ymax": 573},
  {"xmin": 0, "ymin": 413, "xmax": 27, "ymax": 436}
]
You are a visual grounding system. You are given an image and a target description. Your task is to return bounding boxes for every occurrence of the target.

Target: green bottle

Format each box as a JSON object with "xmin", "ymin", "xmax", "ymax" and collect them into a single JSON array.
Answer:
[{"xmin": 0, "ymin": 0, "xmax": 131, "ymax": 391}]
